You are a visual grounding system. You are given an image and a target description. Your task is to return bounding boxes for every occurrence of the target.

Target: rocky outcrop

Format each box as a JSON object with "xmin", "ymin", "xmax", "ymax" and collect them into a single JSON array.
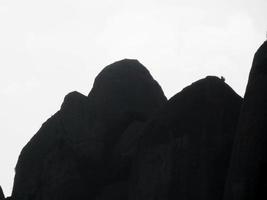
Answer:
[
  {"xmin": 0, "ymin": 186, "xmax": 4, "ymax": 200},
  {"xmin": 10, "ymin": 43, "xmax": 267, "ymax": 199},
  {"xmin": 130, "ymin": 76, "xmax": 242, "ymax": 200},
  {"xmin": 223, "ymin": 42, "xmax": 267, "ymax": 200},
  {"xmin": 12, "ymin": 59, "xmax": 167, "ymax": 200}
]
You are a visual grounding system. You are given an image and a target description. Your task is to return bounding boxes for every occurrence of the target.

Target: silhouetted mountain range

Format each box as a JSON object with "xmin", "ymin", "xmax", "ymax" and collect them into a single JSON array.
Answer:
[{"xmin": 1, "ymin": 42, "xmax": 267, "ymax": 199}]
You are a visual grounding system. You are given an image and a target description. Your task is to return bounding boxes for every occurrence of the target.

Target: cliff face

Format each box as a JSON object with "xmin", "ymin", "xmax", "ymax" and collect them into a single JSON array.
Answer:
[
  {"xmin": 130, "ymin": 76, "xmax": 242, "ymax": 200},
  {"xmin": 12, "ymin": 59, "xmax": 167, "ymax": 200},
  {"xmin": 223, "ymin": 42, "xmax": 267, "ymax": 200}
]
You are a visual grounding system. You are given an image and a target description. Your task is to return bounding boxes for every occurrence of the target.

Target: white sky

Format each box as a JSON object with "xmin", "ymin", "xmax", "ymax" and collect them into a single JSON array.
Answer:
[{"xmin": 0, "ymin": 0, "xmax": 266, "ymax": 196}]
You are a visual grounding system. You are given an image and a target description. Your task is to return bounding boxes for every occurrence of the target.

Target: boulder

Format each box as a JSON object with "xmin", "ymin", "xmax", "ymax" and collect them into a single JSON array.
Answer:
[
  {"xmin": 223, "ymin": 41, "xmax": 267, "ymax": 199},
  {"xmin": 12, "ymin": 59, "xmax": 167, "ymax": 200},
  {"xmin": 130, "ymin": 76, "xmax": 242, "ymax": 200}
]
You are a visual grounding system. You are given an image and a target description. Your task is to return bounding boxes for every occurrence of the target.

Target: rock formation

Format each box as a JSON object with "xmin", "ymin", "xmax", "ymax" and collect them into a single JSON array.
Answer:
[
  {"xmin": 130, "ymin": 76, "xmax": 242, "ymax": 200},
  {"xmin": 0, "ymin": 186, "xmax": 4, "ymax": 200},
  {"xmin": 223, "ymin": 41, "xmax": 267, "ymax": 200},
  {"xmin": 12, "ymin": 59, "xmax": 167, "ymax": 200},
  {"xmin": 9, "ymin": 41, "xmax": 267, "ymax": 199}
]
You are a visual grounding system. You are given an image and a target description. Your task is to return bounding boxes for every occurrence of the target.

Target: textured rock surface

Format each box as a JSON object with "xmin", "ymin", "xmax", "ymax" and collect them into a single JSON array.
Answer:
[
  {"xmin": 12, "ymin": 59, "xmax": 167, "ymax": 200},
  {"xmin": 223, "ymin": 42, "xmax": 267, "ymax": 200},
  {"xmin": 130, "ymin": 76, "xmax": 242, "ymax": 200}
]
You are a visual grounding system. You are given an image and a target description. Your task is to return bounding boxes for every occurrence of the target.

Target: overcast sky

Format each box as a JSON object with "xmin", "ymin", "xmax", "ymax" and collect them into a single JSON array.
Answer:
[{"xmin": 0, "ymin": 0, "xmax": 266, "ymax": 196}]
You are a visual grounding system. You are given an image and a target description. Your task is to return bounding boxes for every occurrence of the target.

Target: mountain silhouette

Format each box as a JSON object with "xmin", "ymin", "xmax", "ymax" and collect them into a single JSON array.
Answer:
[
  {"xmin": 223, "ymin": 41, "xmax": 267, "ymax": 200},
  {"xmin": 2, "ymin": 41, "xmax": 267, "ymax": 200},
  {"xmin": 11, "ymin": 59, "xmax": 166, "ymax": 200},
  {"xmin": 130, "ymin": 76, "xmax": 242, "ymax": 200}
]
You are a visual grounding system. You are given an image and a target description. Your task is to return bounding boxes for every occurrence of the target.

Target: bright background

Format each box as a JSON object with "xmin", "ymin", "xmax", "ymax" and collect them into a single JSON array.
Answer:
[{"xmin": 0, "ymin": 0, "xmax": 266, "ymax": 196}]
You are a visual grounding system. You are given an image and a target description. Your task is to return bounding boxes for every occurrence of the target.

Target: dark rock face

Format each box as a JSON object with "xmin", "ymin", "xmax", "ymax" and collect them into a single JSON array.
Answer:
[
  {"xmin": 223, "ymin": 42, "xmax": 267, "ymax": 200},
  {"xmin": 89, "ymin": 59, "xmax": 166, "ymax": 121},
  {"xmin": 12, "ymin": 59, "xmax": 167, "ymax": 200},
  {"xmin": 130, "ymin": 76, "xmax": 242, "ymax": 200},
  {"xmin": 12, "ymin": 94, "xmax": 92, "ymax": 200},
  {"xmin": 0, "ymin": 186, "xmax": 4, "ymax": 200}
]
